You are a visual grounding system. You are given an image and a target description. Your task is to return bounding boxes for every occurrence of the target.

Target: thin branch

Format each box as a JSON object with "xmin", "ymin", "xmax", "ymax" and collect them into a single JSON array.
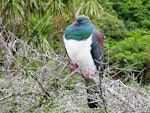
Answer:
[
  {"xmin": 0, "ymin": 92, "xmax": 43, "ymax": 101},
  {"xmin": 75, "ymin": 0, "xmax": 84, "ymax": 18},
  {"xmin": 19, "ymin": 64, "xmax": 51, "ymax": 97},
  {"xmin": 98, "ymin": 73, "xmax": 108, "ymax": 113}
]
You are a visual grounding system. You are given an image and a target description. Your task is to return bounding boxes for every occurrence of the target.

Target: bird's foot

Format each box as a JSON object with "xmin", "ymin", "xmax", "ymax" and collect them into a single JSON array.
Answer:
[
  {"xmin": 82, "ymin": 71, "xmax": 91, "ymax": 79},
  {"xmin": 71, "ymin": 63, "xmax": 79, "ymax": 71}
]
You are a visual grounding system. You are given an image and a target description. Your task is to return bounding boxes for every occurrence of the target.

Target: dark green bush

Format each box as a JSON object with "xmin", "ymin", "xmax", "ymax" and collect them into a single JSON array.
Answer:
[
  {"xmin": 140, "ymin": 19, "xmax": 150, "ymax": 29},
  {"xmin": 112, "ymin": 1, "xmax": 150, "ymax": 30},
  {"xmin": 107, "ymin": 32, "xmax": 150, "ymax": 83},
  {"xmin": 96, "ymin": 12, "xmax": 126, "ymax": 40}
]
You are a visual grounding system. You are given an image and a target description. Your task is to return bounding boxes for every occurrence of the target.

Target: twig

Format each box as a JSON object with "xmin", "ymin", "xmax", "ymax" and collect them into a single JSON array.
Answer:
[
  {"xmin": 20, "ymin": 65, "xmax": 51, "ymax": 97},
  {"xmin": 98, "ymin": 73, "xmax": 108, "ymax": 113},
  {"xmin": 32, "ymin": 95, "xmax": 46, "ymax": 112},
  {"xmin": 0, "ymin": 92, "xmax": 42, "ymax": 101},
  {"xmin": 62, "ymin": 69, "xmax": 79, "ymax": 83}
]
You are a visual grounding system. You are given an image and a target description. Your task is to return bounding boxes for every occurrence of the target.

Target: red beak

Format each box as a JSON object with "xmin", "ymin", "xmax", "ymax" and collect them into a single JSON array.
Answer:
[{"xmin": 73, "ymin": 21, "xmax": 78, "ymax": 25}]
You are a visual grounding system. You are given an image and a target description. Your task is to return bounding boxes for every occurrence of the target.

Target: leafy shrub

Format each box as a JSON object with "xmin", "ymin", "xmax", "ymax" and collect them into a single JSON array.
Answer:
[
  {"xmin": 107, "ymin": 32, "xmax": 150, "ymax": 83},
  {"xmin": 96, "ymin": 12, "xmax": 126, "ymax": 40},
  {"xmin": 112, "ymin": 1, "xmax": 150, "ymax": 30},
  {"xmin": 140, "ymin": 19, "xmax": 150, "ymax": 29}
]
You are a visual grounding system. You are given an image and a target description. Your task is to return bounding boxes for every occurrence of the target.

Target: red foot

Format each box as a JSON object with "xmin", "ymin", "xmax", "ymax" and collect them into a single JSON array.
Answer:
[
  {"xmin": 71, "ymin": 63, "xmax": 79, "ymax": 71},
  {"xmin": 82, "ymin": 71, "xmax": 91, "ymax": 79}
]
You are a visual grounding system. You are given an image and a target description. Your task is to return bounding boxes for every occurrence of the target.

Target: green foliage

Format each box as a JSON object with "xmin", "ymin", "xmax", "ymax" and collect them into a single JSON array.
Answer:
[
  {"xmin": 99, "ymin": 0, "xmax": 118, "ymax": 16},
  {"xmin": 140, "ymin": 19, "xmax": 150, "ymax": 29},
  {"xmin": 46, "ymin": 0, "xmax": 67, "ymax": 15},
  {"xmin": 107, "ymin": 31, "xmax": 150, "ymax": 82},
  {"xmin": 110, "ymin": 32, "xmax": 150, "ymax": 66},
  {"xmin": 112, "ymin": 1, "xmax": 150, "ymax": 30},
  {"xmin": 0, "ymin": 0, "xmax": 24, "ymax": 22},
  {"xmin": 26, "ymin": 13, "xmax": 56, "ymax": 53},
  {"xmin": 96, "ymin": 12, "xmax": 126, "ymax": 40},
  {"xmin": 82, "ymin": 0, "xmax": 103, "ymax": 18}
]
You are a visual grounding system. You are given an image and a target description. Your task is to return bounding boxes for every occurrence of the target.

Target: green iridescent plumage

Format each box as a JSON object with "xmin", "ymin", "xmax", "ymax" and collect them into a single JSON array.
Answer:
[{"xmin": 64, "ymin": 15, "xmax": 95, "ymax": 40}]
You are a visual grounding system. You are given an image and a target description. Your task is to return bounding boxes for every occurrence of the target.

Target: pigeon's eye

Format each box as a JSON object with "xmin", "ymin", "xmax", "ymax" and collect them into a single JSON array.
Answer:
[
  {"xmin": 79, "ymin": 19, "xmax": 84, "ymax": 22},
  {"xmin": 79, "ymin": 19, "xmax": 87, "ymax": 23}
]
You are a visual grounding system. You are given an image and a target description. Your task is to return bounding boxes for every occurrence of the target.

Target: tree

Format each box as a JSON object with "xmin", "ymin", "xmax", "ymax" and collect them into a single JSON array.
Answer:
[{"xmin": 112, "ymin": 1, "xmax": 150, "ymax": 30}]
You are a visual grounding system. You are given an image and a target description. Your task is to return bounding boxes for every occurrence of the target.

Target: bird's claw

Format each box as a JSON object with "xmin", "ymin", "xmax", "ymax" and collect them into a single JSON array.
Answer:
[
  {"xmin": 71, "ymin": 63, "xmax": 78, "ymax": 71},
  {"xmin": 82, "ymin": 71, "xmax": 91, "ymax": 79}
]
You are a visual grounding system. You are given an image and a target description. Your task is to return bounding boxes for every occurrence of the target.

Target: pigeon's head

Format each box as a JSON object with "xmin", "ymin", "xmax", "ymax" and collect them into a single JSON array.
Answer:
[
  {"xmin": 73, "ymin": 15, "xmax": 91, "ymax": 25},
  {"xmin": 64, "ymin": 15, "xmax": 94, "ymax": 40}
]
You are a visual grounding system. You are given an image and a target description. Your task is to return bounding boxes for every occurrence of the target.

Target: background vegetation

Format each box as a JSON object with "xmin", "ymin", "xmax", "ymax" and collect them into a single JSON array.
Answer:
[{"xmin": 0, "ymin": 0, "xmax": 150, "ymax": 112}]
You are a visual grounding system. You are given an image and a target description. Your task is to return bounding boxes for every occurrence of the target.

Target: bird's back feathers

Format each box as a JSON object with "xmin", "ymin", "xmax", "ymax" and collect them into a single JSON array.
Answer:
[{"xmin": 91, "ymin": 29, "xmax": 104, "ymax": 71}]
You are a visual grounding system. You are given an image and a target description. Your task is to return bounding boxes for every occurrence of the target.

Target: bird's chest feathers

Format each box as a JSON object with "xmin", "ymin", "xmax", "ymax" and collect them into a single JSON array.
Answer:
[
  {"xmin": 64, "ymin": 23, "xmax": 95, "ymax": 40},
  {"xmin": 64, "ymin": 34, "xmax": 96, "ymax": 72}
]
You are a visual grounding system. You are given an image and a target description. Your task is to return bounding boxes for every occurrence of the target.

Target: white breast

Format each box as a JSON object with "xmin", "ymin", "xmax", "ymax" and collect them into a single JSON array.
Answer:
[{"xmin": 64, "ymin": 35, "xmax": 96, "ymax": 73}]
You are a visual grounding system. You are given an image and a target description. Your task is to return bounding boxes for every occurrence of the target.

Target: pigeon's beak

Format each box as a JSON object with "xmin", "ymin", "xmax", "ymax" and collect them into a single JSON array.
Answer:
[{"xmin": 73, "ymin": 21, "xmax": 78, "ymax": 25}]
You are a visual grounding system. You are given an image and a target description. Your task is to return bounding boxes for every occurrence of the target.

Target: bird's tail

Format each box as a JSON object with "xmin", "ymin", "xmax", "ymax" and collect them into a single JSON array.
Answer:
[{"xmin": 86, "ymin": 87, "xmax": 99, "ymax": 108}]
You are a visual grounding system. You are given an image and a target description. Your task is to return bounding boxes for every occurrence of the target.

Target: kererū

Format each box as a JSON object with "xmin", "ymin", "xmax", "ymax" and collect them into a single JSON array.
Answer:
[{"xmin": 63, "ymin": 15, "xmax": 104, "ymax": 108}]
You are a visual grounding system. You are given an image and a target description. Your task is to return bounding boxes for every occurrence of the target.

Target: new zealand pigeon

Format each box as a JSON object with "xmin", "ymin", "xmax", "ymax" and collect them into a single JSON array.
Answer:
[{"xmin": 63, "ymin": 15, "xmax": 104, "ymax": 108}]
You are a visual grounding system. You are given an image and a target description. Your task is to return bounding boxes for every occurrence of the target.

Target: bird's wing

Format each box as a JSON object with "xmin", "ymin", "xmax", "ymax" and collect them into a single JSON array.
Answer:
[
  {"xmin": 85, "ymin": 29, "xmax": 104, "ymax": 108},
  {"xmin": 91, "ymin": 29, "xmax": 104, "ymax": 71}
]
